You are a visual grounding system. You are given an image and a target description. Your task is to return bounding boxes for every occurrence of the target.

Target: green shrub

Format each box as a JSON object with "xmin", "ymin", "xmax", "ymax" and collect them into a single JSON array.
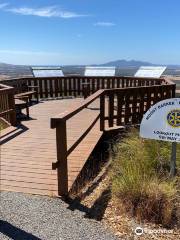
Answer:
[{"xmin": 110, "ymin": 128, "xmax": 178, "ymax": 226}]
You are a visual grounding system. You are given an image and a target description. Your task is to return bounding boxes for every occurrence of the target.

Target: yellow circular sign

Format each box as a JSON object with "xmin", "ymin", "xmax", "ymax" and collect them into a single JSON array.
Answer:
[{"xmin": 167, "ymin": 109, "xmax": 180, "ymax": 128}]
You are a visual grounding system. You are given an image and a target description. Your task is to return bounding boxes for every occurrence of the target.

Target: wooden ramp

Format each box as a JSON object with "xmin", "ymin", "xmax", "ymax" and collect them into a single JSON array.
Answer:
[{"xmin": 0, "ymin": 99, "xmax": 103, "ymax": 196}]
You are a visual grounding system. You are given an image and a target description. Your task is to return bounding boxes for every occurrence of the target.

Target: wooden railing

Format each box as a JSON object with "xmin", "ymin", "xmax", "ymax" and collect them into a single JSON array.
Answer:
[
  {"xmin": 0, "ymin": 76, "xmax": 175, "ymax": 195},
  {"xmin": 50, "ymin": 81, "xmax": 175, "ymax": 196},
  {"xmin": 2, "ymin": 76, "xmax": 168, "ymax": 99},
  {"xmin": 0, "ymin": 83, "xmax": 16, "ymax": 127},
  {"xmin": 51, "ymin": 90, "xmax": 103, "ymax": 196},
  {"xmin": 100, "ymin": 84, "xmax": 176, "ymax": 131}
]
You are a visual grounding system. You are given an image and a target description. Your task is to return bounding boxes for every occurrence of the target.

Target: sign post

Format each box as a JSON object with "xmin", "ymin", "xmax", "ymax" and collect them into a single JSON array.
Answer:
[
  {"xmin": 140, "ymin": 98, "xmax": 180, "ymax": 177},
  {"xmin": 170, "ymin": 142, "xmax": 177, "ymax": 177}
]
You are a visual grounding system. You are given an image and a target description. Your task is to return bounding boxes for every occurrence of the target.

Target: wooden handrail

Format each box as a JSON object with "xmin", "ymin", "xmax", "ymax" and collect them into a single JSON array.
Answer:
[
  {"xmin": 0, "ymin": 83, "xmax": 16, "ymax": 126},
  {"xmin": 1, "ymin": 76, "xmax": 171, "ymax": 101},
  {"xmin": 1, "ymin": 75, "xmax": 168, "ymax": 81},
  {"xmin": 50, "ymin": 80, "xmax": 175, "ymax": 196},
  {"xmin": 67, "ymin": 114, "xmax": 100, "ymax": 157},
  {"xmin": 0, "ymin": 109, "xmax": 15, "ymax": 117},
  {"xmin": 0, "ymin": 83, "xmax": 14, "ymax": 90},
  {"xmin": 51, "ymin": 89, "xmax": 104, "ymax": 196},
  {"xmin": 101, "ymin": 84, "xmax": 176, "ymax": 130},
  {"xmin": 103, "ymin": 83, "xmax": 176, "ymax": 93},
  {"xmin": 51, "ymin": 89, "xmax": 103, "ymax": 127},
  {"xmin": 1, "ymin": 76, "xmax": 174, "ymax": 196},
  {"xmin": 0, "ymin": 86, "xmax": 14, "ymax": 93},
  {"xmin": 162, "ymin": 77, "xmax": 175, "ymax": 85}
]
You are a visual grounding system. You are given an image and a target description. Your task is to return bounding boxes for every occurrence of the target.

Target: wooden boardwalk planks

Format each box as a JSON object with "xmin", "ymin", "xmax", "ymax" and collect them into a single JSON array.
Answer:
[{"xmin": 0, "ymin": 99, "xmax": 102, "ymax": 196}]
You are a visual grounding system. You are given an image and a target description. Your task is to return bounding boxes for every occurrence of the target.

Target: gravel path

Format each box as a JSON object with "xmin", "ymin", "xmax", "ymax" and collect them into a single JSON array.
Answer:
[{"xmin": 0, "ymin": 192, "xmax": 119, "ymax": 240}]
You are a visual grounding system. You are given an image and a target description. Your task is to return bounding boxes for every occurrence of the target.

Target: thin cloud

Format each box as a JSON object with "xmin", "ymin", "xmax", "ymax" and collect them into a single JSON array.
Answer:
[
  {"xmin": 6, "ymin": 6, "xmax": 88, "ymax": 18},
  {"xmin": 94, "ymin": 22, "xmax": 116, "ymax": 27},
  {"xmin": 0, "ymin": 3, "xmax": 8, "ymax": 9}
]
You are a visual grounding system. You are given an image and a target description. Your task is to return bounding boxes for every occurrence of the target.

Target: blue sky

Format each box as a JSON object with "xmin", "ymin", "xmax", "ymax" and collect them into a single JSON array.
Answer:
[{"xmin": 0, "ymin": 0, "xmax": 179, "ymax": 65}]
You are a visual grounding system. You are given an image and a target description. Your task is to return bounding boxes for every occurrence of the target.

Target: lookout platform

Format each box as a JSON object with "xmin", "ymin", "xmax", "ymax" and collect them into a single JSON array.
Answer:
[
  {"xmin": 0, "ymin": 76, "xmax": 176, "ymax": 196},
  {"xmin": 0, "ymin": 99, "xmax": 103, "ymax": 196}
]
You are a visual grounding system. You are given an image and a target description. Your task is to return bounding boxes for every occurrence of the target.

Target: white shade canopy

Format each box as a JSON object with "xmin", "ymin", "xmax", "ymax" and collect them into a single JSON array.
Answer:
[
  {"xmin": 84, "ymin": 66, "xmax": 115, "ymax": 76},
  {"xmin": 32, "ymin": 67, "xmax": 64, "ymax": 77},
  {"xmin": 135, "ymin": 66, "xmax": 166, "ymax": 78}
]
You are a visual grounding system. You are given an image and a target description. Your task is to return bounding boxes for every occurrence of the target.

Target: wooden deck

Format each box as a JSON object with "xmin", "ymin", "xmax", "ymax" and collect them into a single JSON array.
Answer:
[{"xmin": 0, "ymin": 99, "xmax": 103, "ymax": 196}]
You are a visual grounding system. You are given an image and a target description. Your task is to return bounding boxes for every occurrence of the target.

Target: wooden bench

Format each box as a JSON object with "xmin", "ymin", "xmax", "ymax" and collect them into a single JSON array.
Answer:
[
  {"xmin": 15, "ymin": 97, "xmax": 29, "ymax": 120},
  {"xmin": 15, "ymin": 85, "xmax": 39, "ymax": 105}
]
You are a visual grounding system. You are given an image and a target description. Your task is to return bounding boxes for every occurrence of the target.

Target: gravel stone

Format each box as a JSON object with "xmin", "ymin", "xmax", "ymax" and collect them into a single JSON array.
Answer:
[{"xmin": 0, "ymin": 192, "xmax": 119, "ymax": 240}]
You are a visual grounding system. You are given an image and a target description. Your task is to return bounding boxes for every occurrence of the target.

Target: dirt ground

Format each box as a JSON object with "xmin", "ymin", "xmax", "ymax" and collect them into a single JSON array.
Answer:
[{"xmin": 80, "ymin": 176, "xmax": 180, "ymax": 240}]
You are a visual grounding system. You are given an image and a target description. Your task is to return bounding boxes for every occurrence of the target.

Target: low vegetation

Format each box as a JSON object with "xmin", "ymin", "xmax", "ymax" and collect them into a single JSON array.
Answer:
[
  {"xmin": 0, "ymin": 118, "xmax": 9, "ymax": 131},
  {"xmin": 110, "ymin": 128, "xmax": 179, "ymax": 226}
]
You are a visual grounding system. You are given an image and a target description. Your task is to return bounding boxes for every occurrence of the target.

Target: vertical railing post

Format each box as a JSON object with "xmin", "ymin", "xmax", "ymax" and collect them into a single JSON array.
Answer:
[
  {"xmin": 172, "ymin": 84, "xmax": 176, "ymax": 98},
  {"xmin": 82, "ymin": 83, "xmax": 90, "ymax": 99},
  {"xmin": 100, "ymin": 92, "xmax": 105, "ymax": 131},
  {"xmin": 108, "ymin": 92, "xmax": 114, "ymax": 127},
  {"xmin": 55, "ymin": 120, "xmax": 68, "ymax": 196},
  {"xmin": 8, "ymin": 88, "xmax": 16, "ymax": 126}
]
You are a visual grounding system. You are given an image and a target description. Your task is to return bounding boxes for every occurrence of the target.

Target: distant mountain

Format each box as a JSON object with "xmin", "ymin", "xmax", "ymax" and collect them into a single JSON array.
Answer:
[
  {"xmin": 97, "ymin": 59, "xmax": 180, "ymax": 69},
  {"xmin": 97, "ymin": 59, "xmax": 156, "ymax": 67},
  {"xmin": 1, "ymin": 60, "xmax": 180, "ymax": 80}
]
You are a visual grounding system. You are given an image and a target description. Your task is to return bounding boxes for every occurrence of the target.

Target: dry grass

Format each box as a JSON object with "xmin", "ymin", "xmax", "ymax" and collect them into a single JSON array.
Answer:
[
  {"xmin": 0, "ymin": 118, "xmax": 9, "ymax": 131},
  {"xmin": 110, "ymin": 128, "xmax": 179, "ymax": 226}
]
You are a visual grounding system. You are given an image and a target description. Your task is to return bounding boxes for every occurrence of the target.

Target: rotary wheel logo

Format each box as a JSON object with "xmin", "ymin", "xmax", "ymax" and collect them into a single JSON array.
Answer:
[{"xmin": 167, "ymin": 109, "xmax": 180, "ymax": 128}]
